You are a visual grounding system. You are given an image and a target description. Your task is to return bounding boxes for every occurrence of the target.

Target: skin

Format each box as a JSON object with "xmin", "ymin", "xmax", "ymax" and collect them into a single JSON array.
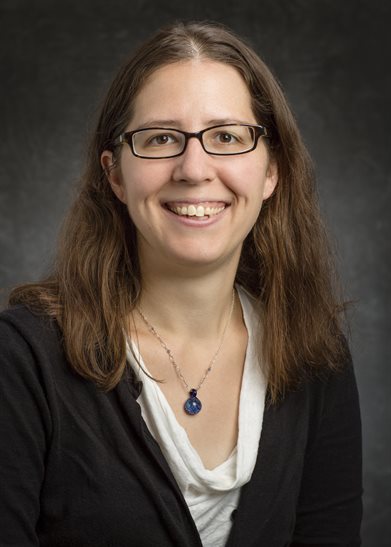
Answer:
[
  {"xmin": 103, "ymin": 60, "xmax": 276, "ymax": 275},
  {"xmin": 101, "ymin": 60, "xmax": 278, "ymax": 469}
]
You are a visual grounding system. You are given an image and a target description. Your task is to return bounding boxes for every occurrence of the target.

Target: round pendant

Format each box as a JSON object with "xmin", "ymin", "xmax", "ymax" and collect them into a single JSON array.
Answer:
[{"xmin": 184, "ymin": 389, "xmax": 202, "ymax": 415}]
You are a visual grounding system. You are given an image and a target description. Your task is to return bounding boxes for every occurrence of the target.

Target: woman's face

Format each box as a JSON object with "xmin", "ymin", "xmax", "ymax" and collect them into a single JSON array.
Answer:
[{"xmin": 102, "ymin": 60, "xmax": 278, "ymax": 274}]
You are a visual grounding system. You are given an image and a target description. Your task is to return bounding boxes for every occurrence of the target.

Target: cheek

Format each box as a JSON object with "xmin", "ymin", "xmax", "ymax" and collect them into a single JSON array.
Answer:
[
  {"xmin": 120, "ymin": 169, "xmax": 153, "ymax": 205},
  {"xmin": 224, "ymin": 146, "xmax": 269, "ymax": 192},
  {"xmin": 226, "ymin": 161, "xmax": 267, "ymax": 200},
  {"xmin": 119, "ymin": 165, "xmax": 171, "ymax": 233}
]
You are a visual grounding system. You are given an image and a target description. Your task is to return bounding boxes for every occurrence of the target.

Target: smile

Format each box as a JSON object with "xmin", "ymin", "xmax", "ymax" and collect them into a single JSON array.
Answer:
[{"xmin": 165, "ymin": 202, "xmax": 228, "ymax": 219}]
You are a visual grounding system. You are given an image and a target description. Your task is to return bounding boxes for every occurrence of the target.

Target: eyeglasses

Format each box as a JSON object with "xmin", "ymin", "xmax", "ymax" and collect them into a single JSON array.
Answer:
[{"xmin": 114, "ymin": 123, "xmax": 268, "ymax": 159}]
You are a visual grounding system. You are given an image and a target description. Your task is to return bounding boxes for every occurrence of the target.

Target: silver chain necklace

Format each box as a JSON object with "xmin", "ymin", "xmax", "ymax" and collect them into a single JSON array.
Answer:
[{"xmin": 137, "ymin": 289, "xmax": 235, "ymax": 416}]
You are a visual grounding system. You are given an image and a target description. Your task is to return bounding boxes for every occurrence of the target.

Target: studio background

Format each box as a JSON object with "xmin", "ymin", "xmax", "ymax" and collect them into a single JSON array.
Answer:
[{"xmin": 0, "ymin": 0, "xmax": 390, "ymax": 544}]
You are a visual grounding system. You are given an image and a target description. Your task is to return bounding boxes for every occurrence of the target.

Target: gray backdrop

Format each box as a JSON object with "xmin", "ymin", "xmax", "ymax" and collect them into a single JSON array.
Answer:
[{"xmin": 1, "ymin": 0, "xmax": 390, "ymax": 544}]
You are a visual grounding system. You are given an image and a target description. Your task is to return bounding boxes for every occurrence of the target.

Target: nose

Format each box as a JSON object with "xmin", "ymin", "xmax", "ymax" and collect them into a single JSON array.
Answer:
[{"xmin": 171, "ymin": 136, "xmax": 215, "ymax": 184}]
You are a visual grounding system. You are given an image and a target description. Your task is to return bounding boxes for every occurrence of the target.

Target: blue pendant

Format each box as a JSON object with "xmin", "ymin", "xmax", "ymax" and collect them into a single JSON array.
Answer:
[{"xmin": 184, "ymin": 389, "xmax": 202, "ymax": 415}]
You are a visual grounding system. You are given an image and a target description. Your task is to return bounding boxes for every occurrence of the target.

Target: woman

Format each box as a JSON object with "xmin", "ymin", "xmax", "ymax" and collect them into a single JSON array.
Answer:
[{"xmin": 0, "ymin": 22, "xmax": 362, "ymax": 546}]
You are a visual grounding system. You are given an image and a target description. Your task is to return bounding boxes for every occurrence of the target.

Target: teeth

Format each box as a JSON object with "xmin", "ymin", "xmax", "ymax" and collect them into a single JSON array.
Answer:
[{"xmin": 170, "ymin": 204, "xmax": 226, "ymax": 218}]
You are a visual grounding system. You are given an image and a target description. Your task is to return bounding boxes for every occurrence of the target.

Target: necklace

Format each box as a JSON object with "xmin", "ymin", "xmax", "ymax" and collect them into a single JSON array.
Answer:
[{"xmin": 137, "ymin": 289, "xmax": 235, "ymax": 416}]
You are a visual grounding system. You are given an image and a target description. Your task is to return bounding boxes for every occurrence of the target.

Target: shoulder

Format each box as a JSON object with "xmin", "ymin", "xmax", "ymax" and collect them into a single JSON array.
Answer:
[
  {"xmin": 0, "ymin": 305, "xmax": 61, "ymax": 347},
  {"xmin": 296, "ymin": 355, "xmax": 361, "ymax": 455},
  {"xmin": 304, "ymin": 351, "xmax": 359, "ymax": 409},
  {"xmin": 0, "ymin": 305, "xmax": 66, "ymax": 384}
]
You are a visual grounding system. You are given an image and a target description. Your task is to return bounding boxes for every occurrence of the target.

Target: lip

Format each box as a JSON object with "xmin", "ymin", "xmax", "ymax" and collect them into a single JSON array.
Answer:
[
  {"xmin": 163, "ymin": 199, "xmax": 230, "ymax": 207},
  {"xmin": 162, "ymin": 201, "xmax": 229, "ymax": 227}
]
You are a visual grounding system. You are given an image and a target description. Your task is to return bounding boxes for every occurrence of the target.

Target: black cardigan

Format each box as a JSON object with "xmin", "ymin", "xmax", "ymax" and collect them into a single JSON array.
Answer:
[{"xmin": 0, "ymin": 306, "xmax": 362, "ymax": 546}]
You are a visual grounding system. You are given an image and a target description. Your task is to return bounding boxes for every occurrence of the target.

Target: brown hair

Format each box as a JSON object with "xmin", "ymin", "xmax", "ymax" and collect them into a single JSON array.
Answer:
[{"xmin": 9, "ymin": 21, "xmax": 348, "ymax": 402}]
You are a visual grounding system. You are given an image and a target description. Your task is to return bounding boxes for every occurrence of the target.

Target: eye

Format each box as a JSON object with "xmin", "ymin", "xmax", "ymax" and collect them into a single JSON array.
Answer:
[
  {"xmin": 207, "ymin": 127, "xmax": 248, "ymax": 147},
  {"xmin": 146, "ymin": 132, "xmax": 179, "ymax": 146},
  {"xmin": 215, "ymin": 131, "xmax": 239, "ymax": 144}
]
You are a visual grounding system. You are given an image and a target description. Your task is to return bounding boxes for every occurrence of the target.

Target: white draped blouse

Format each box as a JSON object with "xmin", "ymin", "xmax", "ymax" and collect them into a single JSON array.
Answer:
[{"xmin": 126, "ymin": 286, "xmax": 266, "ymax": 546}]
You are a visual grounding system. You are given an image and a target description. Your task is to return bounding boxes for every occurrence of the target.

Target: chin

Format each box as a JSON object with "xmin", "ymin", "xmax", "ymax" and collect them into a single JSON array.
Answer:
[{"xmin": 164, "ymin": 244, "xmax": 240, "ymax": 271}]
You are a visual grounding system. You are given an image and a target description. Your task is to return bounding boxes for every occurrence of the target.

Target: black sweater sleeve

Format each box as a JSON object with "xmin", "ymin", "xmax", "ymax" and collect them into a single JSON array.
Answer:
[
  {"xmin": 0, "ymin": 312, "xmax": 52, "ymax": 546},
  {"xmin": 291, "ymin": 361, "xmax": 363, "ymax": 546}
]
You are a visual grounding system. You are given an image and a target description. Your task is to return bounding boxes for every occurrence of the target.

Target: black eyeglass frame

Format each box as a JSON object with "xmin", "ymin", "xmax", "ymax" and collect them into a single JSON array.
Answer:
[{"xmin": 114, "ymin": 123, "xmax": 268, "ymax": 159}]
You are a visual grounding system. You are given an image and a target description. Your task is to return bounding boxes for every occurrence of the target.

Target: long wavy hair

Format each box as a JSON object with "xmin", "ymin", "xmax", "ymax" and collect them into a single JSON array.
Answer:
[{"xmin": 8, "ymin": 21, "xmax": 348, "ymax": 403}]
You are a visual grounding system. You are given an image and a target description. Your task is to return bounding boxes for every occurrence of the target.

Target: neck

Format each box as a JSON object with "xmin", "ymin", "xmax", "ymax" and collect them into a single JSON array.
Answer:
[{"xmin": 136, "ymin": 259, "xmax": 239, "ymax": 341}]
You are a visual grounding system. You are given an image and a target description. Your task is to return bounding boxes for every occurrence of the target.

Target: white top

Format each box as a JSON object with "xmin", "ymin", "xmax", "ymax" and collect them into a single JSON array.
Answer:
[{"xmin": 126, "ymin": 286, "xmax": 266, "ymax": 547}]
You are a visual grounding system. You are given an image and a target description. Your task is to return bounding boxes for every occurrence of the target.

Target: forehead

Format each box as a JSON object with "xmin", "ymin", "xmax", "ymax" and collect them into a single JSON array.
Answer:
[{"xmin": 129, "ymin": 60, "xmax": 255, "ymax": 128}]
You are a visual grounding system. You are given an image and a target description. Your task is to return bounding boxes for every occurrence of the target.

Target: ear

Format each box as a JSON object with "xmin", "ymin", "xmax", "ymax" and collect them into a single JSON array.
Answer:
[
  {"xmin": 262, "ymin": 160, "xmax": 278, "ymax": 200},
  {"xmin": 100, "ymin": 150, "xmax": 127, "ymax": 204}
]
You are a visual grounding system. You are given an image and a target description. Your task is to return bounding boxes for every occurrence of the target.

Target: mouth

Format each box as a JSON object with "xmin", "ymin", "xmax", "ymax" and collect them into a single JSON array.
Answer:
[{"xmin": 164, "ymin": 201, "xmax": 229, "ymax": 220}]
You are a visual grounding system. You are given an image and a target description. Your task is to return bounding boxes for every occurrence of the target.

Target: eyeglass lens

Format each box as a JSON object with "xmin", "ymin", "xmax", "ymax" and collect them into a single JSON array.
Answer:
[{"xmin": 132, "ymin": 125, "xmax": 256, "ymax": 157}]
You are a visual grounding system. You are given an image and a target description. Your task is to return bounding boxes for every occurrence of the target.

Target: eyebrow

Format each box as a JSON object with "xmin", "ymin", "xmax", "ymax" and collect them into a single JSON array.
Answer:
[
  {"xmin": 134, "ymin": 118, "xmax": 249, "ymax": 130},
  {"xmin": 135, "ymin": 120, "xmax": 179, "ymax": 129}
]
